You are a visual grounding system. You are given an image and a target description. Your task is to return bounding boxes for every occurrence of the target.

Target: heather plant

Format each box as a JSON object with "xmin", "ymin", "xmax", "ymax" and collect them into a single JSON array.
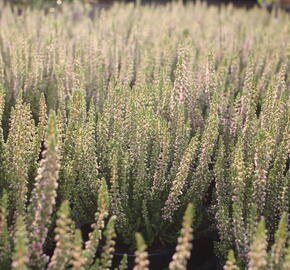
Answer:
[
  {"xmin": 224, "ymin": 214, "xmax": 289, "ymax": 270},
  {"xmin": 133, "ymin": 233, "xmax": 149, "ymax": 270},
  {"xmin": 169, "ymin": 203, "xmax": 195, "ymax": 270},
  {"xmin": 0, "ymin": 0, "xmax": 289, "ymax": 267},
  {"xmin": 1, "ymin": 188, "xmax": 195, "ymax": 270},
  {"xmin": 214, "ymin": 64, "xmax": 289, "ymax": 265},
  {"xmin": 0, "ymin": 109, "xmax": 117, "ymax": 270},
  {"xmin": 133, "ymin": 203, "xmax": 195, "ymax": 270},
  {"xmin": 27, "ymin": 110, "xmax": 59, "ymax": 269},
  {"xmin": 0, "ymin": 190, "xmax": 11, "ymax": 269},
  {"xmin": 2, "ymin": 93, "xmax": 37, "ymax": 217},
  {"xmin": 12, "ymin": 215, "xmax": 29, "ymax": 270}
]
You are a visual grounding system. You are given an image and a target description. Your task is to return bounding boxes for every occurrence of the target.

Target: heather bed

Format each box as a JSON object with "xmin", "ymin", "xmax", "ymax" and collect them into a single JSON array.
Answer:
[{"xmin": 0, "ymin": 1, "xmax": 289, "ymax": 269}]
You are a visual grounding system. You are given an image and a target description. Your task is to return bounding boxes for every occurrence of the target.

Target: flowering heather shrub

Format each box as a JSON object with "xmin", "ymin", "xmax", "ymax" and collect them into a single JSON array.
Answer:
[
  {"xmin": 169, "ymin": 203, "xmax": 194, "ymax": 270},
  {"xmin": 225, "ymin": 214, "xmax": 289, "ymax": 270},
  {"xmin": 0, "ymin": 1, "xmax": 289, "ymax": 269}
]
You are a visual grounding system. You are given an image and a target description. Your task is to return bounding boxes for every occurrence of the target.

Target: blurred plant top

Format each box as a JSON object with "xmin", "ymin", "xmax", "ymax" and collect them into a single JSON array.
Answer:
[
  {"xmin": 0, "ymin": 0, "xmax": 255, "ymax": 8},
  {"xmin": 1, "ymin": 0, "xmax": 104, "ymax": 8},
  {"xmin": 258, "ymin": 0, "xmax": 288, "ymax": 5},
  {"xmin": 1, "ymin": 0, "xmax": 290, "ymax": 10}
]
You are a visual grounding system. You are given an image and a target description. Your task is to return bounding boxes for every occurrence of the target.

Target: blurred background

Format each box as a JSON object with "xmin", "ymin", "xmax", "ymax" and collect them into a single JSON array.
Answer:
[
  {"xmin": 0, "ymin": 0, "xmax": 277, "ymax": 8},
  {"xmin": 0, "ymin": 0, "xmax": 289, "ymax": 12}
]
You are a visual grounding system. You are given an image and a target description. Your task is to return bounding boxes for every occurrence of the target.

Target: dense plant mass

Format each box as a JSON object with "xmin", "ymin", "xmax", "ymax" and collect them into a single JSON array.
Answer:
[{"xmin": 0, "ymin": 1, "xmax": 289, "ymax": 269}]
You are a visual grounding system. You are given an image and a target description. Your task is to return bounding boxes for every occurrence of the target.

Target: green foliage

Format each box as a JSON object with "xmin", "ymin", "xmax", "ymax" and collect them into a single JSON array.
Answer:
[
  {"xmin": 269, "ymin": 213, "xmax": 288, "ymax": 270},
  {"xmin": 47, "ymin": 201, "xmax": 73, "ymax": 270},
  {"xmin": 162, "ymin": 135, "xmax": 199, "ymax": 221},
  {"xmin": 70, "ymin": 229, "xmax": 86, "ymax": 270},
  {"xmin": 98, "ymin": 216, "xmax": 117, "ymax": 270},
  {"xmin": 0, "ymin": 1, "xmax": 288, "ymax": 269},
  {"xmin": 117, "ymin": 255, "xmax": 128, "ymax": 270},
  {"xmin": 227, "ymin": 214, "xmax": 289, "ymax": 270},
  {"xmin": 248, "ymin": 218, "xmax": 268, "ymax": 270},
  {"xmin": 134, "ymin": 233, "xmax": 149, "ymax": 270},
  {"xmin": 4, "ymin": 95, "xmax": 37, "ymax": 216},
  {"xmin": 82, "ymin": 178, "xmax": 110, "ymax": 268},
  {"xmin": 0, "ymin": 191, "xmax": 11, "ymax": 269},
  {"xmin": 169, "ymin": 203, "xmax": 195, "ymax": 270},
  {"xmin": 224, "ymin": 250, "xmax": 240, "ymax": 270},
  {"xmin": 27, "ymin": 111, "xmax": 60, "ymax": 269},
  {"xmin": 12, "ymin": 215, "xmax": 29, "ymax": 270}
]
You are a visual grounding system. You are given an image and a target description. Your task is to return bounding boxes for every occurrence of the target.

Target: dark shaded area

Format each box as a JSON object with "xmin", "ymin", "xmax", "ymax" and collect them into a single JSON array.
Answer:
[
  {"xmin": 80, "ymin": 211, "xmax": 223, "ymax": 270},
  {"xmin": 119, "ymin": 0, "xmax": 257, "ymax": 8},
  {"xmin": 111, "ymin": 236, "xmax": 223, "ymax": 270}
]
